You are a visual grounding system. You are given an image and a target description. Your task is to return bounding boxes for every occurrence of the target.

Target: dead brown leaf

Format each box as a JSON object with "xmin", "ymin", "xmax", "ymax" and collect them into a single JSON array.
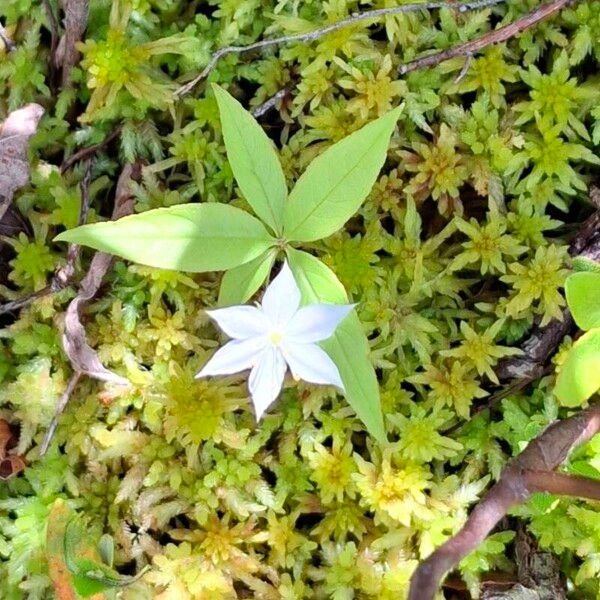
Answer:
[
  {"xmin": 0, "ymin": 419, "xmax": 26, "ymax": 480},
  {"xmin": 61, "ymin": 163, "xmax": 139, "ymax": 385},
  {"xmin": 0, "ymin": 103, "xmax": 44, "ymax": 221},
  {"xmin": 0, "ymin": 419, "xmax": 15, "ymax": 458},
  {"xmin": 0, "ymin": 455, "xmax": 26, "ymax": 480}
]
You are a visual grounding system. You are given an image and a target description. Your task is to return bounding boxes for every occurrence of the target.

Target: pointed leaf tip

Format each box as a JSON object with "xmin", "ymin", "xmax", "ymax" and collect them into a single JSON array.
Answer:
[
  {"xmin": 213, "ymin": 84, "xmax": 288, "ymax": 235},
  {"xmin": 283, "ymin": 105, "xmax": 402, "ymax": 242},
  {"xmin": 54, "ymin": 204, "xmax": 276, "ymax": 273}
]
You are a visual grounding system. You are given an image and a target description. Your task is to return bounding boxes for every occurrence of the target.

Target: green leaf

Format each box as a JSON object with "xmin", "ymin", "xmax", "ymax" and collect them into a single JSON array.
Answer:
[
  {"xmin": 283, "ymin": 106, "xmax": 402, "ymax": 242},
  {"xmin": 98, "ymin": 534, "xmax": 114, "ymax": 568},
  {"xmin": 64, "ymin": 520, "xmax": 148, "ymax": 597},
  {"xmin": 213, "ymin": 84, "xmax": 288, "ymax": 235},
  {"xmin": 287, "ymin": 247, "xmax": 347, "ymax": 304},
  {"xmin": 55, "ymin": 203, "xmax": 276, "ymax": 273},
  {"xmin": 565, "ymin": 272, "xmax": 600, "ymax": 330},
  {"xmin": 218, "ymin": 247, "xmax": 277, "ymax": 306},
  {"xmin": 555, "ymin": 329, "xmax": 600, "ymax": 407},
  {"xmin": 72, "ymin": 572, "xmax": 109, "ymax": 598},
  {"xmin": 287, "ymin": 248, "xmax": 386, "ymax": 442},
  {"xmin": 46, "ymin": 499, "xmax": 106, "ymax": 600}
]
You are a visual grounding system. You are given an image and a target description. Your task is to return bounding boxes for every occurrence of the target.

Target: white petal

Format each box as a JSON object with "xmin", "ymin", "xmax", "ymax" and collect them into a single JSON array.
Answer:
[
  {"xmin": 286, "ymin": 303, "xmax": 355, "ymax": 343},
  {"xmin": 196, "ymin": 337, "xmax": 267, "ymax": 377},
  {"xmin": 206, "ymin": 306, "xmax": 270, "ymax": 339},
  {"xmin": 282, "ymin": 342, "xmax": 344, "ymax": 389},
  {"xmin": 261, "ymin": 261, "xmax": 301, "ymax": 327},
  {"xmin": 248, "ymin": 346, "xmax": 287, "ymax": 420}
]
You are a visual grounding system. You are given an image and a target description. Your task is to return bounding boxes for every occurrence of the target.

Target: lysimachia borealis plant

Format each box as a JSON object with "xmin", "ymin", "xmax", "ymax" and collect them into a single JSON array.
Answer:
[{"xmin": 56, "ymin": 85, "xmax": 402, "ymax": 442}]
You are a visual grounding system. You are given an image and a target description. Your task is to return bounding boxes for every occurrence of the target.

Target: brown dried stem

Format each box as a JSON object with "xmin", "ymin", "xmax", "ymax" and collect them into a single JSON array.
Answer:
[
  {"xmin": 399, "ymin": 0, "xmax": 574, "ymax": 75},
  {"xmin": 408, "ymin": 404, "xmax": 600, "ymax": 600},
  {"xmin": 60, "ymin": 163, "xmax": 138, "ymax": 386},
  {"xmin": 40, "ymin": 164, "xmax": 140, "ymax": 455},
  {"xmin": 60, "ymin": 126, "xmax": 121, "ymax": 173},
  {"xmin": 58, "ymin": 0, "xmax": 89, "ymax": 86},
  {"xmin": 39, "ymin": 372, "xmax": 81, "ymax": 456},
  {"xmin": 175, "ymin": 0, "xmax": 507, "ymax": 97},
  {"xmin": 0, "ymin": 287, "xmax": 52, "ymax": 316},
  {"xmin": 494, "ymin": 208, "xmax": 600, "ymax": 383}
]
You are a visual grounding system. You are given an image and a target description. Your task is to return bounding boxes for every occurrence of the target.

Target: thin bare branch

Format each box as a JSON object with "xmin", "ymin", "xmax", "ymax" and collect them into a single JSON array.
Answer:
[
  {"xmin": 60, "ymin": 126, "xmax": 121, "ymax": 173},
  {"xmin": 175, "ymin": 0, "xmax": 507, "ymax": 97},
  {"xmin": 58, "ymin": 0, "xmax": 89, "ymax": 86},
  {"xmin": 0, "ymin": 287, "xmax": 51, "ymax": 316},
  {"xmin": 40, "ymin": 372, "xmax": 81, "ymax": 456},
  {"xmin": 252, "ymin": 88, "xmax": 289, "ymax": 118},
  {"xmin": 525, "ymin": 471, "xmax": 600, "ymax": 501},
  {"xmin": 408, "ymin": 404, "xmax": 600, "ymax": 600},
  {"xmin": 40, "ymin": 165, "xmax": 140, "ymax": 455},
  {"xmin": 399, "ymin": 0, "xmax": 573, "ymax": 75},
  {"xmin": 52, "ymin": 159, "xmax": 93, "ymax": 290},
  {"xmin": 61, "ymin": 163, "xmax": 139, "ymax": 386}
]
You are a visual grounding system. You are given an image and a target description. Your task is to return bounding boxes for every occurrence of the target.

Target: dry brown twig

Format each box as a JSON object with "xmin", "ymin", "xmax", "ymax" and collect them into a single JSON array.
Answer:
[
  {"xmin": 409, "ymin": 404, "xmax": 600, "ymax": 600},
  {"xmin": 56, "ymin": 0, "xmax": 89, "ymax": 86},
  {"xmin": 177, "ymin": 0, "xmax": 575, "ymax": 99},
  {"xmin": 412, "ymin": 201, "xmax": 600, "ymax": 597},
  {"xmin": 175, "ymin": 0, "xmax": 507, "ymax": 97},
  {"xmin": 39, "ymin": 372, "xmax": 81, "ymax": 456},
  {"xmin": 0, "ymin": 124, "xmax": 122, "ymax": 317},
  {"xmin": 399, "ymin": 0, "xmax": 574, "ymax": 74},
  {"xmin": 60, "ymin": 163, "xmax": 139, "ymax": 385},
  {"xmin": 60, "ymin": 126, "xmax": 121, "ymax": 173}
]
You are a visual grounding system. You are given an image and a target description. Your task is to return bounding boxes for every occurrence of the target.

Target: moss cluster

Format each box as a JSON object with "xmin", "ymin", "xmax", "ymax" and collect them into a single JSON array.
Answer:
[{"xmin": 1, "ymin": 0, "xmax": 600, "ymax": 598}]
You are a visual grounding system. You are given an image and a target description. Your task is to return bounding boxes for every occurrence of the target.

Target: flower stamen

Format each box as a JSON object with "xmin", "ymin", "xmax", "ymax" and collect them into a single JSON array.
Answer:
[{"xmin": 270, "ymin": 331, "xmax": 283, "ymax": 346}]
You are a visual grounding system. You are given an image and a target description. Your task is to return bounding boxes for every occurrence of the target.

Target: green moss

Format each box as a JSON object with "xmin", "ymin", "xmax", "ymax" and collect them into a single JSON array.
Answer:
[{"xmin": 1, "ymin": 0, "xmax": 600, "ymax": 598}]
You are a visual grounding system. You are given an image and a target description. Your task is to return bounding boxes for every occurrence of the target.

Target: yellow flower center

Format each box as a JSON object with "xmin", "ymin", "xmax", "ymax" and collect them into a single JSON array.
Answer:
[{"xmin": 270, "ymin": 331, "xmax": 283, "ymax": 346}]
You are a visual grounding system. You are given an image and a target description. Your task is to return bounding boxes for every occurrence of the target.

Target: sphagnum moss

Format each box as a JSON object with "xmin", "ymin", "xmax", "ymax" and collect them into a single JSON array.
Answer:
[{"xmin": 1, "ymin": 1, "xmax": 600, "ymax": 598}]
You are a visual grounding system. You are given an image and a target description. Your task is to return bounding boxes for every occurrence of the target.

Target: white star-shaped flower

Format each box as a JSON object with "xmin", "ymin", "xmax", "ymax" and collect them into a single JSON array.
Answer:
[{"xmin": 196, "ymin": 261, "xmax": 353, "ymax": 419}]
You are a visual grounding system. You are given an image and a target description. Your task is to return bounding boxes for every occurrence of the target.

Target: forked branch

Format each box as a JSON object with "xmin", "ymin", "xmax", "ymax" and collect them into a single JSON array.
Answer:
[{"xmin": 408, "ymin": 404, "xmax": 600, "ymax": 600}]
